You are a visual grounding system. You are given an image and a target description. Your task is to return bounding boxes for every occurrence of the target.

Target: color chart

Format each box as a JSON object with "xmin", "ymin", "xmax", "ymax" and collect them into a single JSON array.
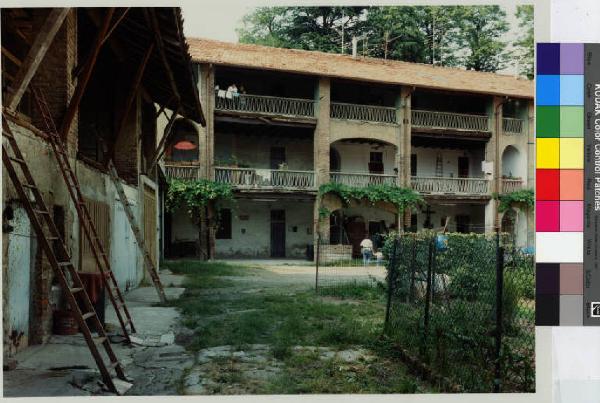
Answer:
[{"xmin": 535, "ymin": 43, "xmax": 600, "ymax": 326}]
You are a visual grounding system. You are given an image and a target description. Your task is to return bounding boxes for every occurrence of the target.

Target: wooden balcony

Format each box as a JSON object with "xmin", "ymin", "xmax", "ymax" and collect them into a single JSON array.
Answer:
[
  {"xmin": 501, "ymin": 178, "xmax": 523, "ymax": 193},
  {"xmin": 330, "ymin": 102, "xmax": 397, "ymax": 124},
  {"xmin": 163, "ymin": 163, "xmax": 201, "ymax": 180},
  {"xmin": 331, "ymin": 172, "xmax": 397, "ymax": 187},
  {"xmin": 214, "ymin": 167, "xmax": 315, "ymax": 190},
  {"xmin": 411, "ymin": 176, "xmax": 490, "ymax": 195},
  {"xmin": 502, "ymin": 117, "xmax": 525, "ymax": 135},
  {"xmin": 411, "ymin": 110, "xmax": 490, "ymax": 133},
  {"xmin": 214, "ymin": 92, "xmax": 316, "ymax": 119}
]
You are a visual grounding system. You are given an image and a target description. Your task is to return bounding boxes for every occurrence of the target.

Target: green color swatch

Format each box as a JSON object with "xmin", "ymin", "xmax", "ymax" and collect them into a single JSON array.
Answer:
[
  {"xmin": 536, "ymin": 106, "xmax": 560, "ymax": 137},
  {"xmin": 559, "ymin": 106, "xmax": 584, "ymax": 137}
]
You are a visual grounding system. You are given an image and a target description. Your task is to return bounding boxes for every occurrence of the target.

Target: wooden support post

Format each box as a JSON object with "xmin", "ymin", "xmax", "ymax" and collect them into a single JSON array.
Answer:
[
  {"xmin": 145, "ymin": 9, "xmax": 181, "ymax": 104},
  {"xmin": 107, "ymin": 43, "xmax": 154, "ymax": 162},
  {"xmin": 58, "ymin": 8, "xmax": 115, "ymax": 140},
  {"xmin": 6, "ymin": 8, "xmax": 70, "ymax": 111},
  {"xmin": 148, "ymin": 107, "xmax": 180, "ymax": 172}
]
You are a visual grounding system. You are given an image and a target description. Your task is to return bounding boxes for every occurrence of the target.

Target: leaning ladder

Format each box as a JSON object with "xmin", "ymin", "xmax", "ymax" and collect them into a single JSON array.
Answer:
[
  {"xmin": 106, "ymin": 160, "xmax": 167, "ymax": 304},
  {"xmin": 2, "ymin": 118, "xmax": 129, "ymax": 394},
  {"xmin": 31, "ymin": 88, "xmax": 136, "ymax": 342}
]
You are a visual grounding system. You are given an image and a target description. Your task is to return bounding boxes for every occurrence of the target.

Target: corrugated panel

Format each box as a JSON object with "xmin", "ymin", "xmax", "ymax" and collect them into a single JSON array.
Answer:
[
  {"xmin": 80, "ymin": 198, "xmax": 110, "ymax": 273},
  {"xmin": 143, "ymin": 185, "xmax": 157, "ymax": 266}
]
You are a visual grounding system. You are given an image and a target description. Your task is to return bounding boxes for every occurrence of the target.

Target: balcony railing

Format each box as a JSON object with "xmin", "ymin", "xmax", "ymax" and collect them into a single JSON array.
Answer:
[
  {"xmin": 215, "ymin": 92, "xmax": 316, "ymax": 118},
  {"xmin": 412, "ymin": 110, "xmax": 490, "ymax": 132},
  {"xmin": 502, "ymin": 117, "xmax": 525, "ymax": 135},
  {"xmin": 330, "ymin": 102, "xmax": 397, "ymax": 124},
  {"xmin": 331, "ymin": 172, "xmax": 397, "ymax": 187},
  {"xmin": 214, "ymin": 167, "xmax": 315, "ymax": 190},
  {"xmin": 411, "ymin": 176, "xmax": 490, "ymax": 195},
  {"xmin": 501, "ymin": 178, "xmax": 523, "ymax": 193},
  {"xmin": 163, "ymin": 164, "xmax": 201, "ymax": 180}
]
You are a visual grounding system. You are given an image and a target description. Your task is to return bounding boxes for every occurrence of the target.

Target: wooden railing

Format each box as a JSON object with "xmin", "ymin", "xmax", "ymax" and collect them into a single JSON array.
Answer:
[
  {"xmin": 214, "ymin": 167, "xmax": 315, "ymax": 189},
  {"xmin": 502, "ymin": 117, "xmax": 525, "ymax": 135},
  {"xmin": 501, "ymin": 179, "xmax": 523, "ymax": 193},
  {"xmin": 215, "ymin": 92, "xmax": 316, "ymax": 118},
  {"xmin": 163, "ymin": 164, "xmax": 201, "ymax": 180},
  {"xmin": 411, "ymin": 176, "xmax": 490, "ymax": 195},
  {"xmin": 412, "ymin": 110, "xmax": 490, "ymax": 132},
  {"xmin": 331, "ymin": 172, "xmax": 398, "ymax": 187},
  {"xmin": 330, "ymin": 102, "xmax": 397, "ymax": 124}
]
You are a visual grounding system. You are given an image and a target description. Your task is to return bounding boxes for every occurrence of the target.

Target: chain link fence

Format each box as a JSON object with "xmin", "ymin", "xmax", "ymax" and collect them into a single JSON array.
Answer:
[
  {"xmin": 383, "ymin": 231, "xmax": 535, "ymax": 393},
  {"xmin": 314, "ymin": 235, "xmax": 387, "ymax": 293}
]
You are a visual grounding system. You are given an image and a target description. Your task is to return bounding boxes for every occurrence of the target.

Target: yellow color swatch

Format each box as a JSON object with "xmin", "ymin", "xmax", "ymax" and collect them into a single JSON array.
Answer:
[
  {"xmin": 537, "ymin": 138, "xmax": 559, "ymax": 169},
  {"xmin": 560, "ymin": 138, "xmax": 584, "ymax": 169}
]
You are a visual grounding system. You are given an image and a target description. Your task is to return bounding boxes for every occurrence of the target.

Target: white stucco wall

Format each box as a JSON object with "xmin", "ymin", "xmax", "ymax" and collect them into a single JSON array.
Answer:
[
  {"xmin": 412, "ymin": 203, "xmax": 486, "ymax": 233},
  {"xmin": 215, "ymin": 199, "xmax": 314, "ymax": 258},
  {"xmin": 331, "ymin": 142, "xmax": 396, "ymax": 175},
  {"xmin": 214, "ymin": 131, "xmax": 313, "ymax": 171},
  {"xmin": 411, "ymin": 146, "xmax": 485, "ymax": 178}
]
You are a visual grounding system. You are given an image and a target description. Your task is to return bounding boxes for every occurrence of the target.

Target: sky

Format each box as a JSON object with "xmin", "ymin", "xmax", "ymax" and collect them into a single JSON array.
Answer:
[{"xmin": 180, "ymin": 0, "xmax": 529, "ymax": 75}]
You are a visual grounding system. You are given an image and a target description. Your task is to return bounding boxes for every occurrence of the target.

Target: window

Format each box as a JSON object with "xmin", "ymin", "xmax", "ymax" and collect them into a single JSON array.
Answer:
[
  {"xmin": 369, "ymin": 151, "xmax": 384, "ymax": 173},
  {"xmin": 455, "ymin": 215, "xmax": 471, "ymax": 233},
  {"xmin": 216, "ymin": 209, "xmax": 232, "ymax": 239},
  {"xmin": 407, "ymin": 214, "xmax": 417, "ymax": 232}
]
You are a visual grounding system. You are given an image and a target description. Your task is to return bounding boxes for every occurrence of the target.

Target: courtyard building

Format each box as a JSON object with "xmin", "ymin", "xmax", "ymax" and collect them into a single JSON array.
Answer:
[{"xmin": 161, "ymin": 38, "xmax": 534, "ymax": 260}]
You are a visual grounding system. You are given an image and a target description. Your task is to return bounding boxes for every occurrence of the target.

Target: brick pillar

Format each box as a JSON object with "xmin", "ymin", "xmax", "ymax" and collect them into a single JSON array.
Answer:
[
  {"xmin": 485, "ymin": 96, "xmax": 503, "ymax": 232},
  {"xmin": 313, "ymin": 77, "xmax": 331, "ymax": 243},
  {"xmin": 31, "ymin": 9, "xmax": 78, "ymax": 155},
  {"xmin": 198, "ymin": 63, "xmax": 215, "ymax": 180},
  {"xmin": 396, "ymin": 87, "xmax": 413, "ymax": 188},
  {"xmin": 113, "ymin": 94, "xmax": 141, "ymax": 184}
]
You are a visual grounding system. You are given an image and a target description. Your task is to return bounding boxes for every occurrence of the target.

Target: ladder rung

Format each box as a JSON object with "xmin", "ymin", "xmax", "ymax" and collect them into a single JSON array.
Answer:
[
  {"xmin": 22, "ymin": 183, "xmax": 37, "ymax": 190},
  {"xmin": 57, "ymin": 261, "xmax": 72, "ymax": 267},
  {"xmin": 9, "ymin": 156, "xmax": 26, "ymax": 164},
  {"xmin": 93, "ymin": 336, "xmax": 107, "ymax": 346},
  {"xmin": 33, "ymin": 209, "xmax": 49, "ymax": 215},
  {"xmin": 108, "ymin": 361, "xmax": 121, "ymax": 369},
  {"xmin": 70, "ymin": 287, "xmax": 84, "ymax": 294},
  {"xmin": 82, "ymin": 312, "xmax": 95, "ymax": 320}
]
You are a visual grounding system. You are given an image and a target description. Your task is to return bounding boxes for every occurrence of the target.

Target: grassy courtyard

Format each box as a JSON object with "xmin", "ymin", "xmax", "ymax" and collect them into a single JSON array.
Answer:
[{"xmin": 163, "ymin": 260, "xmax": 432, "ymax": 394}]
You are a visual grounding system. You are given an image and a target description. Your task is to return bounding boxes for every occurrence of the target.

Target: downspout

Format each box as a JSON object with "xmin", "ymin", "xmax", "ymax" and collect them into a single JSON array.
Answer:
[
  {"xmin": 494, "ymin": 96, "xmax": 509, "ymax": 232},
  {"xmin": 399, "ymin": 86, "xmax": 416, "ymax": 233}
]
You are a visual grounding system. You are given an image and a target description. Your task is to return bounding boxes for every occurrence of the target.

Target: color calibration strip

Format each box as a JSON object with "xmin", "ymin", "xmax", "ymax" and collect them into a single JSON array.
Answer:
[
  {"xmin": 536, "ymin": 43, "xmax": 584, "ymax": 326},
  {"xmin": 536, "ymin": 43, "xmax": 600, "ymax": 326}
]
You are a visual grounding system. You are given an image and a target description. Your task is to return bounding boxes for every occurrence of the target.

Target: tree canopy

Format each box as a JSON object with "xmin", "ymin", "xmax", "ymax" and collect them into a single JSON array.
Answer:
[{"xmin": 236, "ymin": 5, "xmax": 533, "ymax": 76}]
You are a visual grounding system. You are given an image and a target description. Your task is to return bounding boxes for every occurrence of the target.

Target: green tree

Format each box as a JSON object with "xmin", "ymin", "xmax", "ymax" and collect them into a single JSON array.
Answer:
[
  {"xmin": 453, "ymin": 6, "xmax": 510, "ymax": 72},
  {"xmin": 513, "ymin": 5, "xmax": 534, "ymax": 79}
]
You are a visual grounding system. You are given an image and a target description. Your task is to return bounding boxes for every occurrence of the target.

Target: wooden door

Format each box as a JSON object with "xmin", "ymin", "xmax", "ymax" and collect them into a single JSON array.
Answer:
[
  {"xmin": 270, "ymin": 209, "xmax": 286, "ymax": 258},
  {"xmin": 270, "ymin": 147, "xmax": 286, "ymax": 170},
  {"xmin": 458, "ymin": 157, "xmax": 469, "ymax": 178},
  {"xmin": 143, "ymin": 185, "xmax": 157, "ymax": 267},
  {"xmin": 80, "ymin": 199, "xmax": 110, "ymax": 273}
]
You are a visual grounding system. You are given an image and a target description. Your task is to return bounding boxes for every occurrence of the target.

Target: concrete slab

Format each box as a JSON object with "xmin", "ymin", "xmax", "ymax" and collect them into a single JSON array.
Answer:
[
  {"xmin": 105, "ymin": 306, "xmax": 180, "ymax": 336},
  {"xmin": 117, "ymin": 286, "xmax": 185, "ymax": 307},
  {"xmin": 160, "ymin": 269, "xmax": 186, "ymax": 287},
  {"xmin": 3, "ymin": 369, "xmax": 90, "ymax": 397}
]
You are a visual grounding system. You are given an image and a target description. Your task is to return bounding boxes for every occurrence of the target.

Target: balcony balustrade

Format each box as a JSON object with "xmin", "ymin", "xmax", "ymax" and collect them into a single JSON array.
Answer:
[
  {"xmin": 214, "ymin": 167, "xmax": 315, "ymax": 190},
  {"xmin": 411, "ymin": 110, "xmax": 490, "ymax": 132},
  {"xmin": 214, "ymin": 92, "xmax": 316, "ymax": 118},
  {"xmin": 163, "ymin": 163, "xmax": 201, "ymax": 181},
  {"xmin": 501, "ymin": 178, "xmax": 523, "ymax": 193},
  {"xmin": 330, "ymin": 102, "xmax": 397, "ymax": 124},
  {"xmin": 502, "ymin": 117, "xmax": 525, "ymax": 135},
  {"xmin": 411, "ymin": 176, "xmax": 491, "ymax": 195},
  {"xmin": 331, "ymin": 172, "xmax": 398, "ymax": 187}
]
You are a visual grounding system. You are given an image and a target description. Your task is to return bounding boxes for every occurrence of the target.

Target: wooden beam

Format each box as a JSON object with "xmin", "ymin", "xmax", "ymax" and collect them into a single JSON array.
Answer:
[
  {"xmin": 148, "ymin": 106, "xmax": 180, "ymax": 172},
  {"xmin": 58, "ymin": 8, "xmax": 115, "ymax": 140},
  {"xmin": 145, "ymin": 9, "xmax": 181, "ymax": 105},
  {"xmin": 1, "ymin": 46, "xmax": 23, "ymax": 67},
  {"xmin": 107, "ymin": 43, "xmax": 155, "ymax": 162},
  {"xmin": 6, "ymin": 8, "xmax": 70, "ymax": 111},
  {"xmin": 101, "ymin": 7, "xmax": 130, "ymax": 46}
]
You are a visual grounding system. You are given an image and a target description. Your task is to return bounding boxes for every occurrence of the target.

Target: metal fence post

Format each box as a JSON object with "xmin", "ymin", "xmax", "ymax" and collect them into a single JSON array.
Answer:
[
  {"xmin": 409, "ymin": 235, "xmax": 417, "ymax": 303},
  {"xmin": 494, "ymin": 231, "xmax": 505, "ymax": 392},
  {"xmin": 384, "ymin": 237, "xmax": 399, "ymax": 333},
  {"xmin": 422, "ymin": 235, "xmax": 434, "ymax": 359},
  {"xmin": 315, "ymin": 233, "xmax": 321, "ymax": 292}
]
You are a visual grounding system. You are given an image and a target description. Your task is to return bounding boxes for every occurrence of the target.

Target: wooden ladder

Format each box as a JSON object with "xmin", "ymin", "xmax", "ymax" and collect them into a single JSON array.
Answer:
[
  {"xmin": 2, "ymin": 118, "xmax": 130, "ymax": 394},
  {"xmin": 30, "ymin": 87, "xmax": 136, "ymax": 342},
  {"xmin": 106, "ymin": 160, "xmax": 167, "ymax": 304}
]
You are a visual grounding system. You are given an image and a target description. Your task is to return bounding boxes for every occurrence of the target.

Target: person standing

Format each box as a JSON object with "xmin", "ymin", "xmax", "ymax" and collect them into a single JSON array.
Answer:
[{"xmin": 360, "ymin": 235, "xmax": 374, "ymax": 266}]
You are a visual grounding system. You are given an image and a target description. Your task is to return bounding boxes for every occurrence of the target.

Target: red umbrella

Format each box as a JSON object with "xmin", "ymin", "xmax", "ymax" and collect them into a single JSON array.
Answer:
[{"xmin": 173, "ymin": 140, "xmax": 196, "ymax": 150}]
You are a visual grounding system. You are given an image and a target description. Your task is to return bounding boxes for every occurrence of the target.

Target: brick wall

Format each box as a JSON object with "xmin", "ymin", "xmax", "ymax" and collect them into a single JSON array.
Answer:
[{"xmin": 113, "ymin": 94, "xmax": 141, "ymax": 184}]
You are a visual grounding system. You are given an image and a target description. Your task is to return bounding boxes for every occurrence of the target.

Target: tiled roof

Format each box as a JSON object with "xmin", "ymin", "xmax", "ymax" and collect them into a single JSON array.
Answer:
[{"xmin": 188, "ymin": 38, "xmax": 533, "ymax": 99}]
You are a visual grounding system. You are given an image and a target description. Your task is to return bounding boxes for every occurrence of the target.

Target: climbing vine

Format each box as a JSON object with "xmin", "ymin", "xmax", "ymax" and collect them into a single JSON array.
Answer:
[
  {"xmin": 494, "ymin": 189, "xmax": 534, "ymax": 213},
  {"xmin": 166, "ymin": 179, "xmax": 234, "ymax": 217},
  {"xmin": 318, "ymin": 182, "xmax": 425, "ymax": 217}
]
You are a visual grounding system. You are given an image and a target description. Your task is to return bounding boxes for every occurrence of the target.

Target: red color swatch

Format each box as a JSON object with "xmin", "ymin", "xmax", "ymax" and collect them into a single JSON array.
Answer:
[{"xmin": 536, "ymin": 169, "xmax": 560, "ymax": 200}]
